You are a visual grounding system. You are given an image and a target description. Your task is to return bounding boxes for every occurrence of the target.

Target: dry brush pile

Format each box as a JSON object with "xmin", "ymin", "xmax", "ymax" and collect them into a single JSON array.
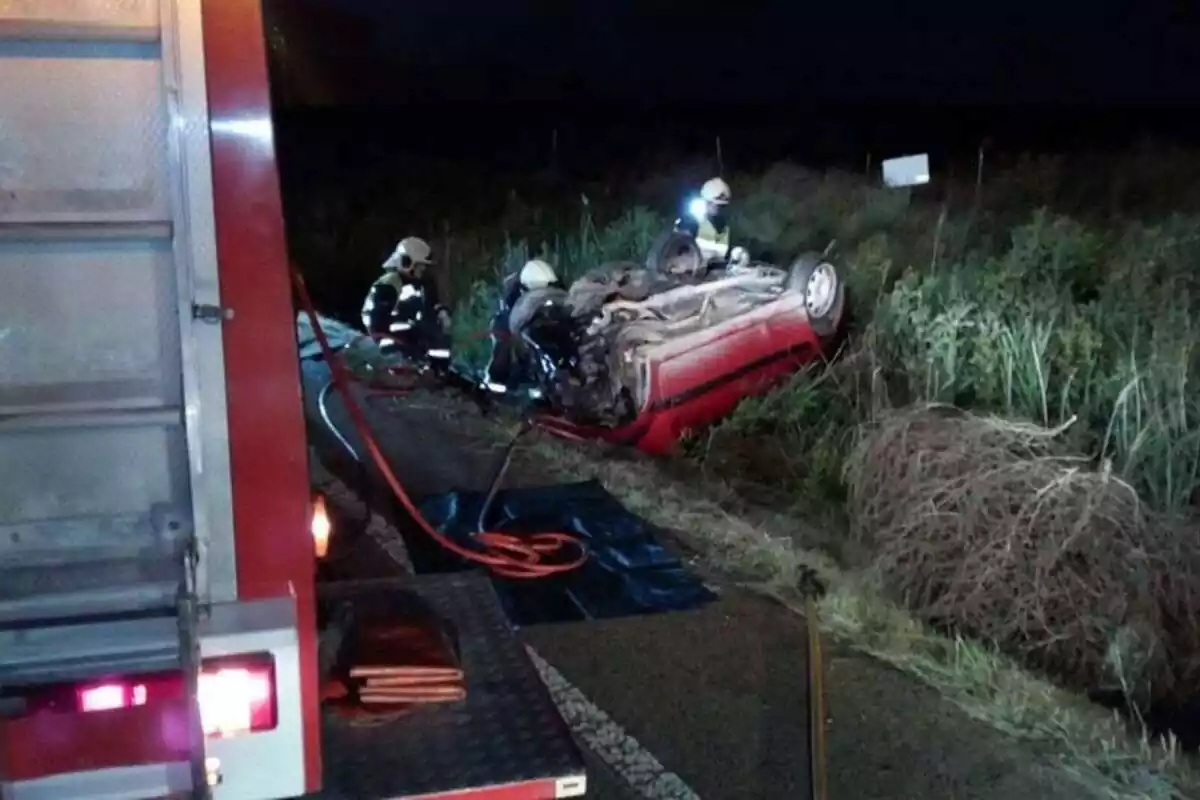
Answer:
[{"xmin": 845, "ymin": 405, "xmax": 1200, "ymax": 706}]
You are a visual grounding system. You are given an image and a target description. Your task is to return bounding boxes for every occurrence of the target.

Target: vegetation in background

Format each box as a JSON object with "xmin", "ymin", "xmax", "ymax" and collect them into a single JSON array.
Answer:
[
  {"xmin": 287, "ymin": 143, "xmax": 1200, "ymax": 798},
  {"xmin": 691, "ymin": 155, "xmax": 1200, "ymax": 736},
  {"xmin": 696, "ymin": 156, "xmax": 1200, "ymax": 519}
]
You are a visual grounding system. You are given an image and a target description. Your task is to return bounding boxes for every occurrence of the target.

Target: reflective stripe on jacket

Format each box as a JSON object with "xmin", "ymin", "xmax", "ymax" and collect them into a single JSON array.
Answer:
[{"xmin": 694, "ymin": 217, "xmax": 730, "ymax": 261}]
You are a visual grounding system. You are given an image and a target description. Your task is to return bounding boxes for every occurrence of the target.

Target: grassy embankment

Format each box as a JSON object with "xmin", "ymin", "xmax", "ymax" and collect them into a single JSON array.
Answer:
[{"xmin": 290, "ymin": 147, "xmax": 1200, "ymax": 798}]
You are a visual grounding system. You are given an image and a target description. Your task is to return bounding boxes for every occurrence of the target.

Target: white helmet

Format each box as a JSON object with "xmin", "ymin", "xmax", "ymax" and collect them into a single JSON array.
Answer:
[
  {"xmin": 700, "ymin": 177, "xmax": 731, "ymax": 205},
  {"xmin": 519, "ymin": 259, "xmax": 558, "ymax": 290},
  {"xmin": 382, "ymin": 236, "xmax": 433, "ymax": 270}
]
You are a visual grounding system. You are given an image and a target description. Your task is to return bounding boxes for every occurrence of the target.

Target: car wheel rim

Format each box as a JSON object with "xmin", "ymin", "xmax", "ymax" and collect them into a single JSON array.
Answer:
[{"xmin": 805, "ymin": 263, "xmax": 838, "ymax": 318}]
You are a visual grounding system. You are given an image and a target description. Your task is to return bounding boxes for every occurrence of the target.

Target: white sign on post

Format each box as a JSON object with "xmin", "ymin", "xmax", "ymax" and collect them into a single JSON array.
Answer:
[{"xmin": 881, "ymin": 153, "xmax": 931, "ymax": 188}]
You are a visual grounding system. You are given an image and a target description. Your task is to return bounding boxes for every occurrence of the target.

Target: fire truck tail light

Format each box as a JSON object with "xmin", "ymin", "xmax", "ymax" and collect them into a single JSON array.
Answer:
[
  {"xmin": 78, "ymin": 682, "xmax": 143, "ymax": 712},
  {"xmin": 198, "ymin": 664, "xmax": 276, "ymax": 737},
  {"xmin": 71, "ymin": 657, "xmax": 277, "ymax": 738}
]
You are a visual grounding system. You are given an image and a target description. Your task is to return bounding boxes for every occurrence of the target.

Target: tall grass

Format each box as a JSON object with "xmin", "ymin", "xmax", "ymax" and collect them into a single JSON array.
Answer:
[
  {"xmin": 284, "ymin": 147, "xmax": 1200, "ymax": 515},
  {"xmin": 286, "ymin": 145, "xmax": 1200, "ymax": 795},
  {"xmin": 698, "ymin": 164, "xmax": 1200, "ymax": 518}
]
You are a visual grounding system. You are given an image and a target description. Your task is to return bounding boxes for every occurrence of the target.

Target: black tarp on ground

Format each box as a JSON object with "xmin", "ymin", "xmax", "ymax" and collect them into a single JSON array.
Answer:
[
  {"xmin": 419, "ymin": 481, "xmax": 718, "ymax": 626},
  {"xmin": 297, "ymin": 316, "xmax": 717, "ymax": 626}
]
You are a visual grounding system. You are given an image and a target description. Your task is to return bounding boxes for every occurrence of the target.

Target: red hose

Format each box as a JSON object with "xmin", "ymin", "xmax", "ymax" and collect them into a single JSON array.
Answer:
[{"xmin": 292, "ymin": 267, "xmax": 588, "ymax": 579}]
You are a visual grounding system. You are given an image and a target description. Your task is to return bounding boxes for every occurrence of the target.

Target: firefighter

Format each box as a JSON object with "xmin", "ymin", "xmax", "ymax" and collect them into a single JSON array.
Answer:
[
  {"xmin": 677, "ymin": 177, "xmax": 733, "ymax": 267},
  {"xmin": 482, "ymin": 258, "xmax": 561, "ymax": 395},
  {"xmin": 360, "ymin": 236, "xmax": 452, "ymax": 366}
]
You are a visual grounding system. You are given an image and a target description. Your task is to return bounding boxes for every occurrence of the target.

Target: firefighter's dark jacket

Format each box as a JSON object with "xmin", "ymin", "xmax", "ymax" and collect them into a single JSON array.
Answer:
[
  {"xmin": 362, "ymin": 270, "xmax": 445, "ymax": 337},
  {"xmin": 676, "ymin": 210, "xmax": 731, "ymax": 260}
]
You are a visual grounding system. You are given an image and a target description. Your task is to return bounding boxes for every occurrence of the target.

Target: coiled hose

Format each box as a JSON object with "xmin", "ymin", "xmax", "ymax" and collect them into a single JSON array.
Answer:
[{"xmin": 293, "ymin": 266, "xmax": 588, "ymax": 579}]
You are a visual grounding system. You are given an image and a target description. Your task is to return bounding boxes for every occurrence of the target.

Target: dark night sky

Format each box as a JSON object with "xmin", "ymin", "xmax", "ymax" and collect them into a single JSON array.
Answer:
[{"xmin": 270, "ymin": 1, "xmax": 1200, "ymax": 107}]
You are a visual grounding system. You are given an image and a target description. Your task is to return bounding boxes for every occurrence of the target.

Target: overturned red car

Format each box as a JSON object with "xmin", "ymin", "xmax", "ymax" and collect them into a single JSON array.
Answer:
[
  {"xmin": 509, "ymin": 247, "xmax": 849, "ymax": 455},
  {"xmin": 302, "ymin": 241, "xmax": 848, "ymax": 457}
]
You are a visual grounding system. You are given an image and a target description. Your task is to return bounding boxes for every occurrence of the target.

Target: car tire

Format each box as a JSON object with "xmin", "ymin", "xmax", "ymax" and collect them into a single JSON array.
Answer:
[
  {"xmin": 786, "ymin": 253, "xmax": 846, "ymax": 338},
  {"xmin": 646, "ymin": 230, "xmax": 704, "ymax": 279}
]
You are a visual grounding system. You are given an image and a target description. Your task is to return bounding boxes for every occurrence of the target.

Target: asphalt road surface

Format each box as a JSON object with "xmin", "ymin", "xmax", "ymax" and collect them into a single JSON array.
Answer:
[{"xmin": 300, "ymin": 349, "xmax": 1082, "ymax": 799}]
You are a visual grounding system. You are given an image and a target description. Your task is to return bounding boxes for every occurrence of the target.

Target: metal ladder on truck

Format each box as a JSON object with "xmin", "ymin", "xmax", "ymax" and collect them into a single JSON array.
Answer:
[{"xmin": 0, "ymin": 2, "xmax": 229, "ymax": 796}]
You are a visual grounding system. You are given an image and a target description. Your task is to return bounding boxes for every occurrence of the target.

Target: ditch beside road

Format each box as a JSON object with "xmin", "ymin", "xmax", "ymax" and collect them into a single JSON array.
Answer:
[{"xmin": 301, "ymin": 354, "xmax": 1080, "ymax": 799}]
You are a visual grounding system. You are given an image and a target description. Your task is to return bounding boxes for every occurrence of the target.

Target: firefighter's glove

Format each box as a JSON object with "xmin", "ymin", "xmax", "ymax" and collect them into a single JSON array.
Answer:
[
  {"xmin": 797, "ymin": 565, "xmax": 827, "ymax": 600},
  {"xmin": 729, "ymin": 246, "xmax": 751, "ymax": 270},
  {"xmin": 437, "ymin": 307, "xmax": 453, "ymax": 333}
]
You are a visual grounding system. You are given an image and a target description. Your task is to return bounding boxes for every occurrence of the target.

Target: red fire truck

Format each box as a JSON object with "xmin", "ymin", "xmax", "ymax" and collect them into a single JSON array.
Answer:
[{"xmin": 0, "ymin": 2, "xmax": 586, "ymax": 797}]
